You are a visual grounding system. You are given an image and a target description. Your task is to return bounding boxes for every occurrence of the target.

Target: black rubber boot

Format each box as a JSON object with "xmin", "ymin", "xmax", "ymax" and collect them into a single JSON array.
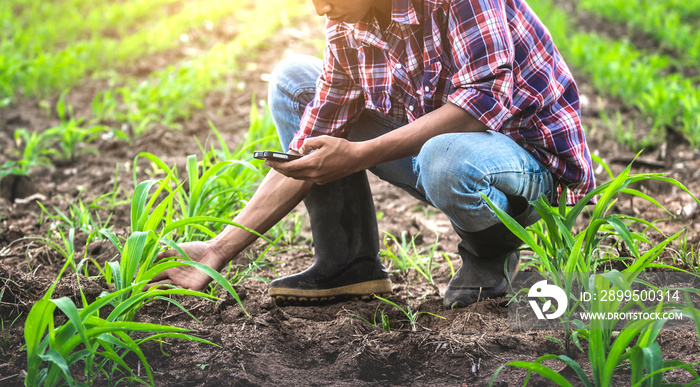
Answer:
[
  {"xmin": 268, "ymin": 171, "xmax": 393, "ymax": 304},
  {"xmin": 443, "ymin": 198, "xmax": 535, "ymax": 309}
]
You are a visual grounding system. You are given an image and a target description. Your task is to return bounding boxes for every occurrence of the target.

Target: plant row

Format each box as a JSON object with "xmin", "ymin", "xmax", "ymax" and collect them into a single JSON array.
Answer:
[
  {"xmin": 2, "ymin": 0, "xmax": 308, "ymax": 181},
  {"xmin": 1, "ymin": 0, "xmax": 181, "ymax": 56},
  {"xmin": 92, "ymin": 0, "xmax": 308, "ymax": 134},
  {"xmin": 527, "ymin": 0, "xmax": 700, "ymax": 149},
  {"xmin": 21, "ymin": 106, "xmax": 293, "ymax": 386},
  {"xmin": 485, "ymin": 153, "xmax": 700, "ymax": 385},
  {"xmin": 578, "ymin": 0, "xmax": 700, "ymax": 66},
  {"xmin": 1, "ymin": 0, "xmax": 243, "ymax": 100}
]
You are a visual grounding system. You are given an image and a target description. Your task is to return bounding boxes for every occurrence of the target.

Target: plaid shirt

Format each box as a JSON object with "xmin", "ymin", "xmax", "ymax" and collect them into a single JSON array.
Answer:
[{"xmin": 291, "ymin": 0, "xmax": 595, "ymax": 204}]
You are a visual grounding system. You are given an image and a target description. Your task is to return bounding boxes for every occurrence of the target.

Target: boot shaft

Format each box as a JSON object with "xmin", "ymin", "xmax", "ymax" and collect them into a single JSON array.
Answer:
[{"xmin": 304, "ymin": 171, "xmax": 379, "ymax": 265}]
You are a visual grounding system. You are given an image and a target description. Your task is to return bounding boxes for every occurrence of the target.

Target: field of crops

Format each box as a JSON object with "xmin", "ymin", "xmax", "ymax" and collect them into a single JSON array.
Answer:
[{"xmin": 1, "ymin": 0, "xmax": 699, "ymax": 385}]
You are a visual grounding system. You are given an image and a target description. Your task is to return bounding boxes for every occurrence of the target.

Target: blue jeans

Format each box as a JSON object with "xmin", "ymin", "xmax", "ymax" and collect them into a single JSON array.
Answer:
[{"xmin": 268, "ymin": 54, "xmax": 555, "ymax": 232}]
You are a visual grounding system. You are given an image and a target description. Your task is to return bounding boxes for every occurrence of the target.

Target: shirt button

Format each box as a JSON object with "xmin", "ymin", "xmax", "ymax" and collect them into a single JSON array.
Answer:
[
  {"xmin": 396, "ymin": 63, "xmax": 402, "ymax": 69},
  {"xmin": 424, "ymin": 86, "xmax": 430, "ymax": 92},
  {"xmin": 409, "ymin": 105, "xmax": 414, "ymax": 112}
]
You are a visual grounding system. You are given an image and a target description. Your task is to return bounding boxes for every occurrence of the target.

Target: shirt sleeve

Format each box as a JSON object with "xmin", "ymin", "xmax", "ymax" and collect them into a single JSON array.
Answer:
[
  {"xmin": 289, "ymin": 40, "xmax": 365, "ymax": 152},
  {"xmin": 446, "ymin": 0, "xmax": 515, "ymax": 131}
]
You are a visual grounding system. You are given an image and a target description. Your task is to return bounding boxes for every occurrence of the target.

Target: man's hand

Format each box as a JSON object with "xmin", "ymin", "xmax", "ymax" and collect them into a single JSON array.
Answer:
[
  {"xmin": 267, "ymin": 136, "xmax": 370, "ymax": 185},
  {"xmin": 147, "ymin": 241, "xmax": 228, "ymax": 291}
]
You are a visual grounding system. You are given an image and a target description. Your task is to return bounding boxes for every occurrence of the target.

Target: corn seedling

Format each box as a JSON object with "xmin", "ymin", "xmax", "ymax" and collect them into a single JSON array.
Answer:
[
  {"xmin": 37, "ymin": 195, "xmax": 113, "ymax": 238},
  {"xmin": 487, "ymin": 155, "xmax": 698, "ymax": 354},
  {"xmin": 669, "ymin": 229, "xmax": 700, "ymax": 273},
  {"xmin": 1, "ymin": 128, "xmax": 56, "ymax": 178},
  {"xmin": 381, "ymin": 231, "xmax": 441, "ymax": 285},
  {"xmin": 131, "ymin": 108, "xmax": 278, "ymax": 242},
  {"xmin": 485, "ymin": 154, "xmax": 700, "ymax": 385},
  {"xmin": 374, "ymin": 295, "xmax": 445, "ymax": 332},
  {"xmin": 41, "ymin": 91, "xmax": 111, "ymax": 163},
  {"xmin": 27, "ymin": 160, "xmax": 276, "ymax": 384},
  {"xmin": 0, "ymin": 312, "xmax": 22, "ymax": 353},
  {"xmin": 339, "ymin": 306, "xmax": 392, "ymax": 333},
  {"xmin": 24, "ymin": 261, "xmax": 218, "ymax": 386},
  {"xmin": 491, "ymin": 270, "xmax": 700, "ymax": 387}
]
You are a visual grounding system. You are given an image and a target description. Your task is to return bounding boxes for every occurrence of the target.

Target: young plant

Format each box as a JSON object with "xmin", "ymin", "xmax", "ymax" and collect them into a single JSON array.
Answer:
[
  {"xmin": 374, "ymin": 295, "xmax": 445, "ymax": 332},
  {"xmin": 490, "ymin": 270, "xmax": 700, "ymax": 387},
  {"xmin": 1, "ymin": 128, "xmax": 56, "ymax": 178},
  {"xmin": 381, "ymin": 231, "xmax": 442, "ymax": 285},
  {"xmin": 485, "ymin": 155, "xmax": 700, "ymax": 385},
  {"xmin": 43, "ymin": 90, "xmax": 109, "ymax": 163},
  {"xmin": 491, "ymin": 155, "xmax": 699, "ymax": 354},
  {"xmin": 0, "ymin": 312, "xmax": 22, "ymax": 353},
  {"xmin": 24, "ymin": 261, "xmax": 217, "ymax": 386},
  {"xmin": 37, "ymin": 194, "xmax": 113, "ymax": 237},
  {"xmin": 670, "ymin": 229, "xmax": 700, "ymax": 273},
  {"xmin": 339, "ymin": 306, "xmax": 392, "ymax": 333},
  {"xmin": 14, "ymin": 228, "xmax": 78, "ymax": 272}
]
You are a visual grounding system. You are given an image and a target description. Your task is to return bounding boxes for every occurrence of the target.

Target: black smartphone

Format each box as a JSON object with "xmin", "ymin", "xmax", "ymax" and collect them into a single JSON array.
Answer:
[{"xmin": 253, "ymin": 150, "xmax": 303, "ymax": 162}]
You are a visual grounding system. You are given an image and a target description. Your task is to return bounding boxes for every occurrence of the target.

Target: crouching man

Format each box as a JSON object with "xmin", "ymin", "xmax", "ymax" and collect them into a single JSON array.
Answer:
[{"xmin": 151, "ymin": 0, "xmax": 595, "ymax": 309}]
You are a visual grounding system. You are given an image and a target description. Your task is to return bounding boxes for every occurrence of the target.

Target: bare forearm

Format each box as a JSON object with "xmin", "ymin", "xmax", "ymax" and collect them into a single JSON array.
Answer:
[
  {"xmin": 358, "ymin": 102, "xmax": 487, "ymax": 167},
  {"xmin": 212, "ymin": 169, "xmax": 313, "ymax": 259}
]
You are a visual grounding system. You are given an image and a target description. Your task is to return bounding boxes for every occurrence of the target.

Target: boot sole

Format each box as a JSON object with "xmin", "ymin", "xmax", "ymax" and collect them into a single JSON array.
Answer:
[{"xmin": 269, "ymin": 279, "xmax": 393, "ymax": 305}]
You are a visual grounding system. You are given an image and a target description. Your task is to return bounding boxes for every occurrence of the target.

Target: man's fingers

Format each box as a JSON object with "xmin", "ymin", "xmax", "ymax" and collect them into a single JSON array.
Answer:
[
  {"xmin": 156, "ymin": 248, "xmax": 181, "ymax": 261},
  {"xmin": 145, "ymin": 279, "xmax": 173, "ymax": 290},
  {"xmin": 299, "ymin": 136, "xmax": 326, "ymax": 155},
  {"xmin": 150, "ymin": 271, "xmax": 169, "ymax": 283}
]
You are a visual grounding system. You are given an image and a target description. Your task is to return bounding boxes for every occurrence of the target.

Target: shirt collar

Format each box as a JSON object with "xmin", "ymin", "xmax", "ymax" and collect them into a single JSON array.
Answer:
[
  {"xmin": 330, "ymin": 0, "xmax": 420, "ymax": 31},
  {"xmin": 327, "ymin": 0, "xmax": 420, "ymax": 49},
  {"xmin": 390, "ymin": 0, "xmax": 420, "ymax": 26}
]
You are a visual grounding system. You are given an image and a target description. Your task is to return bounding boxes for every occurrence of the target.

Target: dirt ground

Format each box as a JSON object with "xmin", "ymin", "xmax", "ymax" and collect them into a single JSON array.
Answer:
[{"xmin": 1, "ymin": 7, "xmax": 700, "ymax": 387}]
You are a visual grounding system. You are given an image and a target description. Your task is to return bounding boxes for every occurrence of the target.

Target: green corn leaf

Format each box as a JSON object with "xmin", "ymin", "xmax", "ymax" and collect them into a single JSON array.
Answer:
[
  {"xmin": 629, "ymin": 175, "xmax": 700, "ymax": 206},
  {"xmin": 99, "ymin": 229, "xmax": 124, "ymax": 253},
  {"xmin": 121, "ymin": 231, "xmax": 151, "ymax": 291},
  {"xmin": 152, "ymin": 296, "xmax": 202, "ymax": 323},
  {"xmin": 135, "ymin": 332, "xmax": 217, "ymax": 347},
  {"xmin": 136, "ymin": 171, "xmax": 176, "ymax": 232},
  {"xmin": 591, "ymin": 154, "xmax": 613, "ymax": 180},
  {"xmin": 481, "ymin": 194, "xmax": 549, "ymax": 263},
  {"xmin": 504, "ymin": 360, "xmax": 574, "ymax": 387},
  {"xmin": 626, "ymin": 230, "xmax": 683, "ymax": 272},
  {"xmin": 131, "ymin": 180, "xmax": 159, "ymax": 231},
  {"xmin": 64, "ymin": 348, "xmax": 92, "ymax": 368},
  {"xmin": 604, "ymin": 215, "xmax": 641, "ymax": 259},
  {"xmin": 619, "ymin": 188, "xmax": 673, "ymax": 215},
  {"xmin": 52, "ymin": 297, "xmax": 91, "ymax": 355},
  {"xmin": 542, "ymin": 354, "xmax": 591, "ymax": 387},
  {"xmin": 162, "ymin": 216, "xmax": 275, "ymax": 245},
  {"xmin": 630, "ymin": 343, "xmax": 663, "ymax": 387},
  {"xmin": 25, "ymin": 299, "xmax": 57, "ymax": 385},
  {"xmin": 208, "ymin": 119, "xmax": 232, "ymax": 159},
  {"xmin": 187, "ymin": 154, "xmax": 199, "ymax": 198},
  {"xmin": 603, "ymin": 328, "xmax": 643, "ymax": 383},
  {"xmin": 39, "ymin": 349, "xmax": 74, "ymax": 386},
  {"xmin": 91, "ymin": 346, "xmax": 134, "ymax": 381}
]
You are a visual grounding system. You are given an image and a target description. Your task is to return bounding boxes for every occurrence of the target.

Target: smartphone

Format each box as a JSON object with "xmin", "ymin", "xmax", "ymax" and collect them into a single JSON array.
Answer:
[{"xmin": 253, "ymin": 150, "xmax": 303, "ymax": 162}]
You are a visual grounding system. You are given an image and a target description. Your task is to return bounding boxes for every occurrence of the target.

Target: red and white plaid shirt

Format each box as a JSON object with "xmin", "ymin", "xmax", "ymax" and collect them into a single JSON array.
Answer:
[{"xmin": 291, "ymin": 0, "xmax": 595, "ymax": 204}]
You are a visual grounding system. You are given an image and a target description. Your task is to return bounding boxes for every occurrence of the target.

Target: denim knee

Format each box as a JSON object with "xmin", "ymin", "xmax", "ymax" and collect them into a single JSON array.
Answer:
[
  {"xmin": 413, "ymin": 131, "xmax": 553, "ymax": 232},
  {"xmin": 414, "ymin": 134, "xmax": 492, "ymax": 223}
]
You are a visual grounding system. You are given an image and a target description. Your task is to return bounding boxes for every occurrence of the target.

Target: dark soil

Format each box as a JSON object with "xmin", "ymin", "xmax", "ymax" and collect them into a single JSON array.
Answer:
[{"xmin": 1, "ymin": 8, "xmax": 699, "ymax": 387}]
